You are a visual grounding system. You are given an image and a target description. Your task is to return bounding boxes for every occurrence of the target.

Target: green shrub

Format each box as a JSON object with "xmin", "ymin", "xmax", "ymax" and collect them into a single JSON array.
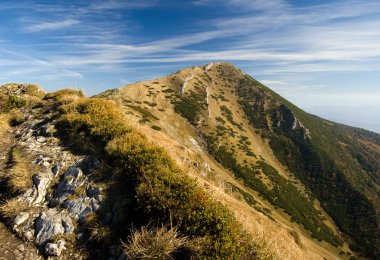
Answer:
[
  {"xmin": 215, "ymin": 117, "xmax": 226, "ymax": 124},
  {"xmin": 127, "ymin": 105, "xmax": 159, "ymax": 120},
  {"xmin": 43, "ymin": 89, "xmax": 85, "ymax": 109},
  {"xmin": 59, "ymin": 98, "xmax": 131, "ymax": 143},
  {"xmin": 151, "ymin": 125, "xmax": 162, "ymax": 131},
  {"xmin": 174, "ymin": 91, "xmax": 206, "ymax": 123},
  {"xmin": 7, "ymin": 95, "xmax": 26, "ymax": 109}
]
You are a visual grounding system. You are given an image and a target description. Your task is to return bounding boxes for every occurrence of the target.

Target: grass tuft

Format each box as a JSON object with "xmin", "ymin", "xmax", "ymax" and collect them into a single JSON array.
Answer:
[
  {"xmin": 85, "ymin": 213, "xmax": 112, "ymax": 244},
  {"xmin": 0, "ymin": 198, "xmax": 29, "ymax": 220},
  {"xmin": 122, "ymin": 224, "xmax": 187, "ymax": 260}
]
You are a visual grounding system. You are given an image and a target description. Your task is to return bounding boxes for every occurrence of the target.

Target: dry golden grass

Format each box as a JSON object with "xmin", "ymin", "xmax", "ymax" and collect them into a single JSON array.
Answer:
[
  {"xmin": 83, "ymin": 69, "xmax": 346, "ymax": 259},
  {"xmin": 5, "ymin": 147, "xmax": 35, "ymax": 193},
  {"xmin": 122, "ymin": 112, "xmax": 342, "ymax": 259},
  {"xmin": 122, "ymin": 225, "xmax": 187, "ymax": 260},
  {"xmin": 60, "ymin": 98, "xmax": 131, "ymax": 142},
  {"xmin": 0, "ymin": 113, "xmax": 10, "ymax": 140},
  {"xmin": 85, "ymin": 213, "xmax": 112, "ymax": 243},
  {"xmin": 44, "ymin": 88, "xmax": 85, "ymax": 107},
  {"xmin": 0, "ymin": 198, "xmax": 29, "ymax": 219}
]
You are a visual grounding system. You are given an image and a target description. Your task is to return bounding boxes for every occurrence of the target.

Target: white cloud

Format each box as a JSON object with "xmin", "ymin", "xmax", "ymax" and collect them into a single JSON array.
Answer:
[
  {"xmin": 193, "ymin": 0, "xmax": 287, "ymax": 11},
  {"xmin": 88, "ymin": 0, "xmax": 157, "ymax": 11},
  {"xmin": 25, "ymin": 19, "xmax": 80, "ymax": 32}
]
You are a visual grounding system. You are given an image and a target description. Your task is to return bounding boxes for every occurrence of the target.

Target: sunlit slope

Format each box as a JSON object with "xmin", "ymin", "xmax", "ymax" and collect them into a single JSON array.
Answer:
[{"xmin": 97, "ymin": 62, "xmax": 379, "ymax": 259}]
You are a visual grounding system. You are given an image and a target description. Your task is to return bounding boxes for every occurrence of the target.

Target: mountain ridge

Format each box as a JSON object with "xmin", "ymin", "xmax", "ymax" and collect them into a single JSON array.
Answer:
[
  {"xmin": 0, "ymin": 62, "xmax": 378, "ymax": 259},
  {"xmin": 97, "ymin": 62, "xmax": 379, "ymax": 258}
]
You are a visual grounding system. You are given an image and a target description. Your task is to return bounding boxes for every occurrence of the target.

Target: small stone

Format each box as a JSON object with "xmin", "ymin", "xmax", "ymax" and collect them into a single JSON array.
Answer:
[
  {"xmin": 40, "ymin": 125, "xmax": 55, "ymax": 136},
  {"xmin": 90, "ymin": 198, "xmax": 100, "ymax": 211},
  {"xmin": 36, "ymin": 136, "xmax": 46, "ymax": 143},
  {"xmin": 17, "ymin": 245, "xmax": 25, "ymax": 252},
  {"xmin": 45, "ymin": 240, "xmax": 65, "ymax": 256},
  {"xmin": 24, "ymin": 230, "xmax": 34, "ymax": 241},
  {"xmin": 43, "ymin": 161, "xmax": 50, "ymax": 167},
  {"xmin": 63, "ymin": 198, "xmax": 92, "ymax": 221},
  {"xmin": 87, "ymin": 186, "xmax": 101, "ymax": 198},
  {"xmin": 45, "ymin": 191, "xmax": 53, "ymax": 202},
  {"xmin": 13, "ymin": 212, "xmax": 29, "ymax": 226},
  {"xmin": 96, "ymin": 194, "xmax": 104, "ymax": 202}
]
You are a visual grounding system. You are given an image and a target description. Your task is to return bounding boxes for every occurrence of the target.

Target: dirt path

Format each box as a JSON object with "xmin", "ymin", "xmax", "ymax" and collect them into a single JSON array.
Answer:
[
  {"xmin": 0, "ymin": 223, "xmax": 41, "ymax": 259},
  {"xmin": 0, "ymin": 124, "xmax": 42, "ymax": 260}
]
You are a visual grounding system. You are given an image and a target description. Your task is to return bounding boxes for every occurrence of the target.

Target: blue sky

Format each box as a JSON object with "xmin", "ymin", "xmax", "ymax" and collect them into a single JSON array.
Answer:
[{"xmin": 0, "ymin": 0, "xmax": 379, "ymax": 132}]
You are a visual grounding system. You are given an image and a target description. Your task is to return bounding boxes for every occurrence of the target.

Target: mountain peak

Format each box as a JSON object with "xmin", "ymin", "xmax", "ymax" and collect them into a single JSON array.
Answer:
[{"xmin": 98, "ymin": 63, "xmax": 380, "ymax": 258}]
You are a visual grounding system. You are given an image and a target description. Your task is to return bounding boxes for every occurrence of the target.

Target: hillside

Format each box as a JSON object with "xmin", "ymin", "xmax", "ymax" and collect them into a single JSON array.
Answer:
[
  {"xmin": 97, "ymin": 62, "xmax": 379, "ymax": 258},
  {"xmin": 0, "ymin": 63, "xmax": 378, "ymax": 259}
]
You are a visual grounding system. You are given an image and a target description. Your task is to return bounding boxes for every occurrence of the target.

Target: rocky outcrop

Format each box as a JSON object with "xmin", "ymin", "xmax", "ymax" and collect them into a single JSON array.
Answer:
[
  {"xmin": 1, "ymin": 110, "xmax": 104, "ymax": 258},
  {"xmin": 181, "ymin": 70, "xmax": 194, "ymax": 94},
  {"xmin": 35, "ymin": 209, "xmax": 71, "ymax": 246}
]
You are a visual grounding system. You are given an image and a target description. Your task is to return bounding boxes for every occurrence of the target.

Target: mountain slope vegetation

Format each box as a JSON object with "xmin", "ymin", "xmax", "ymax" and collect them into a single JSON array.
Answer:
[
  {"xmin": 0, "ymin": 63, "xmax": 379, "ymax": 259},
  {"xmin": 98, "ymin": 62, "xmax": 379, "ymax": 259}
]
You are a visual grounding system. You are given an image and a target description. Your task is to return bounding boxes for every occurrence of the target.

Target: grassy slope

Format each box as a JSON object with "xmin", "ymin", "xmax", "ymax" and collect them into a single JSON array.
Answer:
[
  {"xmin": 96, "ymin": 65, "xmax": 353, "ymax": 259},
  {"xmin": 1, "ymin": 82, "xmax": 357, "ymax": 259},
  {"xmin": 54, "ymin": 96, "xmax": 263, "ymax": 259},
  {"xmin": 237, "ymin": 72, "xmax": 380, "ymax": 258}
]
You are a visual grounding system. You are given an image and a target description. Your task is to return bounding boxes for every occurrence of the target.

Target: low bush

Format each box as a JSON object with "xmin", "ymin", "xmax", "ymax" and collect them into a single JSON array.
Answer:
[
  {"xmin": 7, "ymin": 95, "xmax": 26, "ymax": 109},
  {"xmin": 59, "ymin": 98, "xmax": 131, "ymax": 144},
  {"xmin": 151, "ymin": 125, "xmax": 162, "ymax": 131},
  {"xmin": 0, "ymin": 95, "xmax": 26, "ymax": 112}
]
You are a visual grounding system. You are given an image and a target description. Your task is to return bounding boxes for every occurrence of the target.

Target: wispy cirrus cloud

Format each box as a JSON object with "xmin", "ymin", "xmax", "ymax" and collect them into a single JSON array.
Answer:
[
  {"xmin": 88, "ymin": 0, "xmax": 158, "ymax": 11},
  {"xmin": 0, "ymin": 0, "xmax": 379, "ymax": 117},
  {"xmin": 25, "ymin": 19, "xmax": 80, "ymax": 32},
  {"xmin": 193, "ymin": 0, "xmax": 287, "ymax": 11}
]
